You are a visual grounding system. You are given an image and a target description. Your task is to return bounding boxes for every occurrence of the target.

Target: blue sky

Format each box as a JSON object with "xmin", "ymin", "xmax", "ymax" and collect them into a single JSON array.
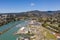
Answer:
[{"xmin": 0, "ymin": 0, "xmax": 60, "ymax": 13}]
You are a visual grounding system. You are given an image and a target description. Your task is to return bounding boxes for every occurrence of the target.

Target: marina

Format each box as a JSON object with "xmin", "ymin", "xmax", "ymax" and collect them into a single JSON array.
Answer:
[{"xmin": 0, "ymin": 20, "xmax": 29, "ymax": 40}]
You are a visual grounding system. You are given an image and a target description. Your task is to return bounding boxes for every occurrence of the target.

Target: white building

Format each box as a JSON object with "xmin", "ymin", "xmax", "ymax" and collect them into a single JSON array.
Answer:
[{"xmin": 16, "ymin": 27, "xmax": 28, "ymax": 34}]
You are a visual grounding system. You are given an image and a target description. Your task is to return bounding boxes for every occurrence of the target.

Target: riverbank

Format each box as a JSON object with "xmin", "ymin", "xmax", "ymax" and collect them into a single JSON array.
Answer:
[{"xmin": 16, "ymin": 20, "xmax": 57, "ymax": 40}]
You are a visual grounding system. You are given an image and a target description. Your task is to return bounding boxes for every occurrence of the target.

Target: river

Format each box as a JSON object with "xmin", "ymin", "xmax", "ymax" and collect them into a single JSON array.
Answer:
[{"xmin": 0, "ymin": 20, "xmax": 29, "ymax": 40}]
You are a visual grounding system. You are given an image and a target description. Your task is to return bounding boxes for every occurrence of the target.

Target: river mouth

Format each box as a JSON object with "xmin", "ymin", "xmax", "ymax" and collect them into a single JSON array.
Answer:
[{"xmin": 0, "ymin": 20, "xmax": 28, "ymax": 40}]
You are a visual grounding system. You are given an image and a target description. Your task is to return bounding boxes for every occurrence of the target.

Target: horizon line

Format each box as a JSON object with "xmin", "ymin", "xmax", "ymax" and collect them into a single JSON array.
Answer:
[{"xmin": 0, "ymin": 10, "xmax": 60, "ymax": 13}]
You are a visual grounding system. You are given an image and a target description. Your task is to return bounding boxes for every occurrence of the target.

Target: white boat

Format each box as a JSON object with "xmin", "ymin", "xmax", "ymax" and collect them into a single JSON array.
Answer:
[{"xmin": 16, "ymin": 38, "xmax": 18, "ymax": 40}]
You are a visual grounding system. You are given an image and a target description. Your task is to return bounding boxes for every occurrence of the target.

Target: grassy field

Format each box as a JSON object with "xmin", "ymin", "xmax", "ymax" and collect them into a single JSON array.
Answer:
[{"xmin": 43, "ymin": 28, "xmax": 57, "ymax": 40}]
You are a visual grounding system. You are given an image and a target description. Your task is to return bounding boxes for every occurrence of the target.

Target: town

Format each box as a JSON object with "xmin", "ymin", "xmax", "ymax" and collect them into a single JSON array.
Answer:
[{"xmin": 0, "ymin": 10, "xmax": 60, "ymax": 40}]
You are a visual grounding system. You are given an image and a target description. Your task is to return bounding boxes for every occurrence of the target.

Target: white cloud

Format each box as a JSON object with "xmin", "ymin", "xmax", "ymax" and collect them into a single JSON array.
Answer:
[{"xmin": 30, "ymin": 3, "xmax": 35, "ymax": 6}]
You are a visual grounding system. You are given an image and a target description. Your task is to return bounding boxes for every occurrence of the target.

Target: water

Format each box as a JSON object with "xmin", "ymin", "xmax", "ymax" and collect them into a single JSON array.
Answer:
[
  {"xmin": 0, "ymin": 20, "xmax": 29, "ymax": 40},
  {"xmin": 0, "ymin": 21, "xmax": 15, "ymax": 32}
]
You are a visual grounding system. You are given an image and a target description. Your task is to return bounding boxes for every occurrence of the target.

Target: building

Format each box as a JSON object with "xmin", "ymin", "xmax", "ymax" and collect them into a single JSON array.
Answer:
[{"xmin": 16, "ymin": 27, "xmax": 29, "ymax": 34}]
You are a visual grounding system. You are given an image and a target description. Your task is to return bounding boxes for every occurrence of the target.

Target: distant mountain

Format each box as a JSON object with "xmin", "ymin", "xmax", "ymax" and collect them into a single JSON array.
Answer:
[{"xmin": 0, "ymin": 10, "xmax": 60, "ymax": 17}]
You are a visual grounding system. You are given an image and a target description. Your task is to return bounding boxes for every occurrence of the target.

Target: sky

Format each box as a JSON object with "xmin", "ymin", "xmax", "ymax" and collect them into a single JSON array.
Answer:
[{"xmin": 0, "ymin": 0, "xmax": 60, "ymax": 13}]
